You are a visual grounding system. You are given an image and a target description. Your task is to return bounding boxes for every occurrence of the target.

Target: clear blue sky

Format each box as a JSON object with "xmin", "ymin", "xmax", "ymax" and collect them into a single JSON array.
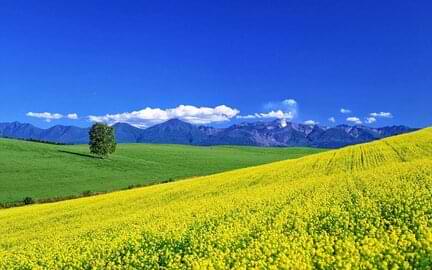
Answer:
[{"xmin": 1, "ymin": 0, "xmax": 431, "ymax": 128}]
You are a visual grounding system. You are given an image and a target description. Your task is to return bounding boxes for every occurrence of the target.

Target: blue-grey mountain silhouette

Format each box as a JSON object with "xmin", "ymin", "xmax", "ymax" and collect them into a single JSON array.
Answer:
[{"xmin": 0, "ymin": 119, "xmax": 417, "ymax": 148}]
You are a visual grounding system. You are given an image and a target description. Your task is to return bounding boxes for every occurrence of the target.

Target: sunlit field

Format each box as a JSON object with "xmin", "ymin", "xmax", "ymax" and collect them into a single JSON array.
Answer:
[
  {"xmin": 0, "ymin": 129, "xmax": 431, "ymax": 269},
  {"xmin": 0, "ymin": 139, "xmax": 323, "ymax": 204}
]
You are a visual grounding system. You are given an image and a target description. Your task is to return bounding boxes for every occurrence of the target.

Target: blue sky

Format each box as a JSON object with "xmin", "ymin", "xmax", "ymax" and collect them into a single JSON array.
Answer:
[{"xmin": 1, "ymin": 0, "xmax": 431, "ymax": 128}]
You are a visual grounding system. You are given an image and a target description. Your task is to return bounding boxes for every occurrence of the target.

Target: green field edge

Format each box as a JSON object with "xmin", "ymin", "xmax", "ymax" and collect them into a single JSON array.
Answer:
[{"xmin": 0, "ymin": 141, "xmax": 325, "ymax": 209}]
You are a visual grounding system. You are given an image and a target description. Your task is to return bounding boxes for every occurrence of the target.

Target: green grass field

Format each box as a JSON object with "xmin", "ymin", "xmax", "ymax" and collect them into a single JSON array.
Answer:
[
  {"xmin": 1, "ymin": 129, "xmax": 431, "ymax": 269},
  {"xmin": 0, "ymin": 138, "xmax": 324, "ymax": 204}
]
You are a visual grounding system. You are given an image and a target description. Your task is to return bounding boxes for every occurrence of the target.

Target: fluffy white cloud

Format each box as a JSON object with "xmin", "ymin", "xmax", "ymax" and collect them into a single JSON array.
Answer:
[
  {"xmin": 346, "ymin": 117, "xmax": 362, "ymax": 125},
  {"xmin": 328, "ymin": 117, "xmax": 336, "ymax": 123},
  {"xmin": 238, "ymin": 98, "xmax": 298, "ymax": 121},
  {"xmin": 370, "ymin": 112, "xmax": 393, "ymax": 118},
  {"xmin": 235, "ymin": 114, "xmax": 256, "ymax": 119},
  {"xmin": 257, "ymin": 111, "xmax": 287, "ymax": 119},
  {"xmin": 67, "ymin": 113, "xmax": 79, "ymax": 120},
  {"xmin": 26, "ymin": 112, "xmax": 79, "ymax": 122},
  {"xmin": 88, "ymin": 105, "xmax": 239, "ymax": 128},
  {"xmin": 304, "ymin": 120, "xmax": 318, "ymax": 126},
  {"xmin": 237, "ymin": 110, "xmax": 295, "ymax": 120},
  {"xmin": 26, "ymin": 112, "xmax": 64, "ymax": 122},
  {"xmin": 365, "ymin": 117, "xmax": 377, "ymax": 124},
  {"xmin": 282, "ymin": 99, "xmax": 297, "ymax": 106},
  {"xmin": 340, "ymin": 108, "xmax": 352, "ymax": 114}
]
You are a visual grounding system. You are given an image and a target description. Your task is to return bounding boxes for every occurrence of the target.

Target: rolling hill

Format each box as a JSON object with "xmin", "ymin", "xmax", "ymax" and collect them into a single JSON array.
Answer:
[
  {"xmin": 0, "ymin": 128, "xmax": 431, "ymax": 268},
  {"xmin": 0, "ymin": 138, "xmax": 323, "ymax": 204}
]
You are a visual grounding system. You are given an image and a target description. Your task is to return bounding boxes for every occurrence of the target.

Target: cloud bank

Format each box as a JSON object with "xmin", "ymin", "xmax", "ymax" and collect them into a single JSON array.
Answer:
[
  {"xmin": 370, "ymin": 112, "xmax": 393, "ymax": 118},
  {"xmin": 237, "ymin": 98, "xmax": 298, "ymax": 121},
  {"xmin": 26, "ymin": 112, "xmax": 78, "ymax": 122},
  {"xmin": 237, "ymin": 110, "xmax": 295, "ymax": 120},
  {"xmin": 88, "ymin": 105, "xmax": 239, "ymax": 128},
  {"xmin": 25, "ymin": 102, "xmax": 395, "ymax": 129},
  {"xmin": 67, "ymin": 113, "xmax": 79, "ymax": 120},
  {"xmin": 365, "ymin": 117, "xmax": 377, "ymax": 124},
  {"xmin": 340, "ymin": 108, "xmax": 352, "ymax": 114},
  {"xmin": 346, "ymin": 117, "xmax": 362, "ymax": 125},
  {"xmin": 304, "ymin": 120, "xmax": 318, "ymax": 125}
]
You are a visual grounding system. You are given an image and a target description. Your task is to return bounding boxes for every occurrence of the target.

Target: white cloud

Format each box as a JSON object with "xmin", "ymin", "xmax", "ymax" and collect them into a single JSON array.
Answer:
[
  {"xmin": 365, "ymin": 117, "xmax": 377, "ymax": 124},
  {"xmin": 26, "ymin": 112, "xmax": 64, "ymax": 122},
  {"xmin": 346, "ymin": 117, "xmax": 362, "ymax": 125},
  {"xmin": 67, "ymin": 113, "xmax": 79, "ymax": 120},
  {"xmin": 238, "ymin": 98, "xmax": 298, "ymax": 121},
  {"xmin": 237, "ymin": 110, "xmax": 295, "ymax": 120},
  {"xmin": 26, "ymin": 112, "xmax": 79, "ymax": 122},
  {"xmin": 328, "ymin": 117, "xmax": 336, "ymax": 123},
  {"xmin": 282, "ymin": 99, "xmax": 297, "ymax": 106},
  {"xmin": 340, "ymin": 108, "xmax": 352, "ymax": 114},
  {"xmin": 88, "ymin": 105, "xmax": 240, "ymax": 128},
  {"xmin": 370, "ymin": 112, "xmax": 393, "ymax": 118},
  {"xmin": 304, "ymin": 120, "xmax": 318, "ymax": 126},
  {"xmin": 261, "ymin": 110, "xmax": 292, "ymax": 119},
  {"xmin": 235, "ymin": 114, "xmax": 256, "ymax": 119}
]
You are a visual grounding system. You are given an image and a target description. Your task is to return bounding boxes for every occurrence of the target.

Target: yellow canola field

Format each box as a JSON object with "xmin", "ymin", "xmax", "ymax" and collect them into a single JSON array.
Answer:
[{"xmin": 1, "ymin": 128, "xmax": 432, "ymax": 269}]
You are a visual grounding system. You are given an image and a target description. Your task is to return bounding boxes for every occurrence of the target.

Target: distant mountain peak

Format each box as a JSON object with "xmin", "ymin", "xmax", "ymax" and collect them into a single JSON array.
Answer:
[
  {"xmin": 165, "ymin": 118, "xmax": 185, "ymax": 123},
  {"xmin": 112, "ymin": 122, "xmax": 140, "ymax": 128},
  {"xmin": 163, "ymin": 118, "xmax": 195, "ymax": 127},
  {"xmin": 0, "ymin": 120, "xmax": 417, "ymax": 148},
  {"xmin": 149, "ymin": 118, "xmax": 194, "ymax": 129}
]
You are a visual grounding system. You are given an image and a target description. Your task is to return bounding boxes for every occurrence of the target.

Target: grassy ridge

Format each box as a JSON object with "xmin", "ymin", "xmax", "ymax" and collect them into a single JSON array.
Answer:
[
  {"xmin": 0, "ymin": 139, "xmax": 323, "ymax": 204},
  {"xmin": 1, "ymin": 129, "xmax": 432, "ymax": 268}
]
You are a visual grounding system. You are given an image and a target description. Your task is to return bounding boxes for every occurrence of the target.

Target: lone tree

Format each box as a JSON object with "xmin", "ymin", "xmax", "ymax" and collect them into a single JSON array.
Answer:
[{"xmin": 89, "ymin": 123, "xmax": 116, "ymax": 158}]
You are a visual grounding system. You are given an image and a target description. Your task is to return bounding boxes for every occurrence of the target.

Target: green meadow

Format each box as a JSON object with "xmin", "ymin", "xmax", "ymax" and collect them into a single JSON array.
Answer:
[{"xmin": 0, "ymin": 138, "xmax": 324, "ymax": 204}]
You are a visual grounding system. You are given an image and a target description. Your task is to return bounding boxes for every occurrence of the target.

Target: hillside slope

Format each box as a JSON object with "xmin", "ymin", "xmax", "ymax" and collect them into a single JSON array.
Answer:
[
  {"xmin": 0, "ymin": 139, "xmax": 322, "ymax": 204},
  {"xmin": 0, "ymin": 129, "xmax": 431, "ymax": 269}
]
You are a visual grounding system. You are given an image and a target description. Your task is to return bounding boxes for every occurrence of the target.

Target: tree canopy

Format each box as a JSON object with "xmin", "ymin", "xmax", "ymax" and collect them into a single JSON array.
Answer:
[{"xmin": 89, "ymin": 123, "xmax": 116, "ymax": 158}]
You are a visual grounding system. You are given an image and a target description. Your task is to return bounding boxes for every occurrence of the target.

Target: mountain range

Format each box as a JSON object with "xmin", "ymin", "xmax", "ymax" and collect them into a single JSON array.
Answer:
[{"xmin": 0, "ymin": 119, "xmax": 417, "ymax": 148}]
